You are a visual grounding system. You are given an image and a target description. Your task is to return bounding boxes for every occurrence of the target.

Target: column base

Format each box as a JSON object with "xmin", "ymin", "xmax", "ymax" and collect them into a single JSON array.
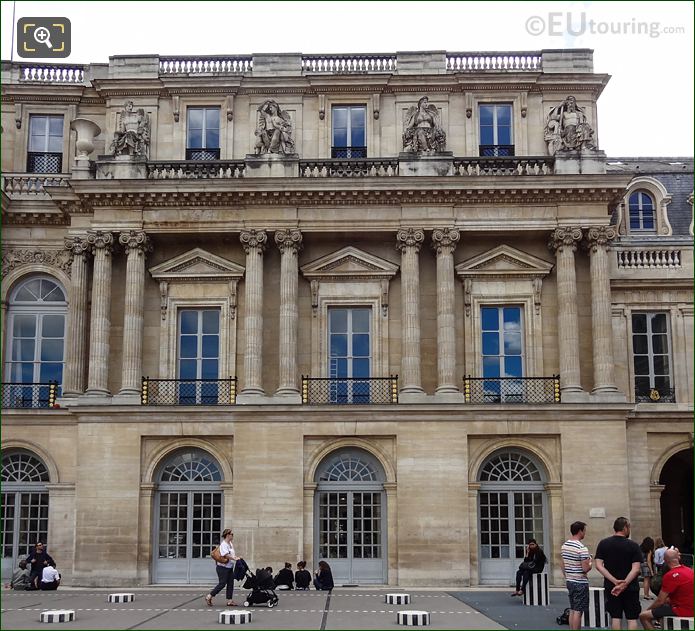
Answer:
[
  {"xmin": 590, "ymin": 389, "xmax": 627, "ymax": 403},
  {"xmin": 398, "ymin": 389, "xmax": 428, "ymax": 403},
  {"xmin": 433, "ymin": 390, "xmax": 465, "ymax": 403},
  {"xmin": 236, "ymin": 390, "xmax": 266, "ymax": 404},
  {"xmin": 559, "ymin": 389, "xmax": 590, "ymax": 403},
  {"xmin": 79, "ymin": 392, "xmax": 113, "ymax": 405},
  {"xmin": 112, "ymin": 392, "xmax": 142, "ymax": 405}
]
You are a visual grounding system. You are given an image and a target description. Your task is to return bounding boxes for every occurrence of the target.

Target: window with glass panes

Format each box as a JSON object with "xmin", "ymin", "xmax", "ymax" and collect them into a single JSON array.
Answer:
[
  {"xmin": 186, "ymin": 108, "xmax": 220, "ymax": 160},
  {"xmin": 632, "ymin": 313, "xmax": 672, "ymax": 398},
  {"xmin": 479, "ymin": 104, "xmax": 513, "ymax": 156},
  {"xmin": 481, "ymin": 306, "xmax": 523, "ymax": 402},
  {"xmin": 332, "ymin": 106, "xmax": 366, "ymax": 158},
  {"xmin": 177, "ymin": 310, "xmax": 220, "ymax": 404},
  {"xmin": 27, "ymin": 115, "xmax": 63, "ymax": 172},
  {"xmin": 328, "ymin": 307, "xmax": 371, "ymax": 403},
  {"xmin": 628, "ymin": 191, "xmax": 656, "ymax": 231}
]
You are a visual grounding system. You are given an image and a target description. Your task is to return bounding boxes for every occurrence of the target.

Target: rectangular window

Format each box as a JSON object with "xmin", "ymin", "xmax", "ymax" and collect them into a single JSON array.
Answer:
[
  {"xmin": 332, "ymin": 106, "xmax": 366, "ymax": 158},
  {"xmin": 186, "ymin": 108, "xmax": 220, "ymax": 160},
  {"xmin": 481, "ymin": 306, "xmax": 523, "ymax": 402},
  {"xmin": 632, "ymin": 312, "xmax": 673, "ymax": 401},
  {"xmin": 27, "ymin": 115, "xmax": 63, "ymax": 172},
  {"xmin": 328, "ymin": 307, "xmax": 371, "ymax": 403},
  {"xmin": 177, "ymin": 309, "xmax": 220, "ymax": 404},
  {"xmin": 479, "ymin": 104, "xmax": 513, "ymax": 156}
]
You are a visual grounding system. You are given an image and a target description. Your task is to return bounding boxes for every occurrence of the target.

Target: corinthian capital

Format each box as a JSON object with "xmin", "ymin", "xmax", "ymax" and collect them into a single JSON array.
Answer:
[
  {"xmin": 86, "ymin": 230, "xmax": 114, "ymax": 253},
  {"xmin": 64, "ymin": 235, "xmax": 91, "ymax": 257},
  {"xmin": 431, "ymin": 227, "xmax": 460, "ymax": 255},
  {"xmin": 547, "ymin": 227, "xmax": 583, "ymax": 254},
  {"xmin": 583, "ymin": 225, "xmax": 617, "ymax": 252},
  {"xmin": 240, "ymin": 229, "xmax": 268, "ymax": 254},
  {"xmin": 274, "ymin": 229, "xmax": 303, "ymax": 254},
  {"xmin": 119, "ymin": 230, "xmax": 152, "ymax": 255},
  {"xmin": 396, "ymin": 228, "xmax": 425, "ymax": 253}
]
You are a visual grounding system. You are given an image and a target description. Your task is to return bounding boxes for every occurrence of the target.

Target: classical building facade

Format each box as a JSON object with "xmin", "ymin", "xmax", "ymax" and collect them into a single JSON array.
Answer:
[{"xmin": 1, "ymin": 50, "xmax": 692, "ymax": 587}]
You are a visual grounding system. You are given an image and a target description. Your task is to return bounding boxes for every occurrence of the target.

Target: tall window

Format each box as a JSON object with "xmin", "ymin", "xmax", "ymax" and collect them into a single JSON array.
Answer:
[
  {"xmin": 328, "ymin": 307, "xmax": 371, "ymax": 403},
  {"xmin": 177, "ymin": 309, "xmax": 220, "ymax": 404},
  {"xmin": 628, "ymin": 191, "xmax": 656, "ymax": 231},
  {"xmin": 479, "ymin": 104, "xmax": 513, "ymax": 156},
  {"xmin": 27, "ymin": 115, "xmax": 63, "ymax": 173},
  {"xmin": 332, "ymin": 106, "xmax": 366, "ymax": 158},
  {"xmin": 632, "ymin": 313, "xmax": 673, "ymax": 401},
  {"xmin": 186, "ymin": 108, "xmax": 220, "ymax": 160},
  {"xmin": 481, "ymin": 306, "xmax": 523, "ymax": 402}
]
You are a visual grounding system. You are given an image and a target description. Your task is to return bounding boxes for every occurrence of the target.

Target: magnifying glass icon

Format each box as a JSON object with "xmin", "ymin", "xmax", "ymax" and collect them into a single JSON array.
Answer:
[{"xmin": 34, "ymin": 26, "xmax": 53, "ymax": 49}]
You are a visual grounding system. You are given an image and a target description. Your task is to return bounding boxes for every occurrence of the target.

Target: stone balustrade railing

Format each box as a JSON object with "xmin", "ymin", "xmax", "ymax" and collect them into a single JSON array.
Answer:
[
  {"xmin": 1, "ymin": 173, "xmax": 72, "ymax": 195},
  {"xmin": 616, "ymin": 249, "xmax": 682, "ymax": 269},
  {"xmin": 17, "ymin": 63, "xmax": 85, "ymax": 82},
  {"xmin": 446, "ymin": 52, "xmax": 542, "ymax": 71},
  {"xmin": 301, "ymin": 53, "xmax": 397, "ymax": 73},
  {"xmin": 451, "ymin": 157, "xmax": 554, "ymax": 176},
  {"xmin": 300, "ymin": 158, "xmax": 400, "ymax": 178},
  {"xmin": 146, "ymin": 160, "xmax": 246, "ymax": 179},
  {"xmin": 159, "ymin": 56, "xmax": 253, "ymax": 74}
]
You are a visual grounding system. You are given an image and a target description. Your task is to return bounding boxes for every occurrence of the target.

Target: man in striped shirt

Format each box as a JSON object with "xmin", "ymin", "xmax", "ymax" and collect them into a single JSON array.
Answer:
[{"xmin": 561, "ymin": 521, "xmax": 593, "ymax": 630}]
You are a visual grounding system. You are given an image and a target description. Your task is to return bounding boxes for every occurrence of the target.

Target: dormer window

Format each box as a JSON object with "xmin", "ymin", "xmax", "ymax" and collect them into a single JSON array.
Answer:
[{"xmin": 629, "ymin": 191, "xmax": 656, "ymax": 232}]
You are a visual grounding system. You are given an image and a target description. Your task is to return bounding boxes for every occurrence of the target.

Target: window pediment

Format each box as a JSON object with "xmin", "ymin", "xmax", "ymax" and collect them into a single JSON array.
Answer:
[
  {"xmin": 455, "ymin": 245, "xmax": 553, "ymax": 280},
  {"xmin": 149, "ymin": 248, "xmax": 245, "ymax": 283},
  {"xmin": 300, "ymin": 246, "xmax": 398, "ymax": 282}
]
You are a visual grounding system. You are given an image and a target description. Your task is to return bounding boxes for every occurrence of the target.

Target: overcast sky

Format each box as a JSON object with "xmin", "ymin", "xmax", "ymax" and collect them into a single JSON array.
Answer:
[{"xmin": 1, "ymin": 0, "xmax": 692, "ymax": 157}]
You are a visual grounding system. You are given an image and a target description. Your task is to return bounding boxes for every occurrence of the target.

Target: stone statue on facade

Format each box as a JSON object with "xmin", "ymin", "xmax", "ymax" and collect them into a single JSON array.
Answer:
[
  {"xmin": 253, "ymin": 100, "xmax": 296, "ymax": 155},
  {"xmin": 111, "ymin": 101, "xmax": 150, "ymax": 157},
  {"xmin": 544, "ymin": 95, "xmax": 595, "ymax": 155},
  {"xmin": 402, "ymin": 96, "xmax": 446, "ymax": 153}
]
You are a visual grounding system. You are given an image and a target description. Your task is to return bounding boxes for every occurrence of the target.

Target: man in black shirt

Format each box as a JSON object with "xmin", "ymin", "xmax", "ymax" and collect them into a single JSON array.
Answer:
[
  {"xmin": 25, "ymin": 542, "xmax": 55, "ymax": 590},
  {"xmin": 595, "ymin": 517, "xmax": 643, "ymax": 630}
]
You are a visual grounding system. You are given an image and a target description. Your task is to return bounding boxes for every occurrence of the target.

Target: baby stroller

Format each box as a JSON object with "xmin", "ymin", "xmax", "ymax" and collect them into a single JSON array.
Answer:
[{"xmin": 242, "ymin": 567, "xmax": 279, "ymax": 608}]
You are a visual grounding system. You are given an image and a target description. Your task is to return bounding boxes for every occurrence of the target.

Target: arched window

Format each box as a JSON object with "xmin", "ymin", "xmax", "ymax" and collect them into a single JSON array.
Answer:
[
  {"xmin": 479, "ymin": 451, "xmax": 543, "ymax": 482},
  {"xmin": 5, "ymin": 277, "xmax": 66, "ymax": 400},
  {"xmin": 629, "ymin": 191, "xmax": 656, "ymax": 231}
]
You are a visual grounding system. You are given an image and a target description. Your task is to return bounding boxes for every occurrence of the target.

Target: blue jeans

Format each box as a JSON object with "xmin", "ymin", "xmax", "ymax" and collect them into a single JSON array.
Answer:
[{"xmin": 210, "ymin": 565, "xmax": 234, "ymax": 600}]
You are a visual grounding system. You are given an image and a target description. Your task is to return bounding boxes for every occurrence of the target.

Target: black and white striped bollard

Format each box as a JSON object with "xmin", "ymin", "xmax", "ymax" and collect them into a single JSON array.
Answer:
[
  {"xmin": 40, "ymin": 610, "xmax": 75, "ymax": 623},
  {"xmin": 523, "ymin": 573, "xmax": 549, "ymax": 606},
  {"xmin": 219, "ymin": 610, "xmax": 253, "ymax": 625},
  {"xmin": 386, "ymin": 593, "xmax": 411, "ymax": 605},
  {"xmin": 663, "ymin": 618, "xmax": 694, "ymax": 630},
  {"xmin": 108, "ymin": 593, "xmax": 135, "ymax": 603},
  {"xmin": 397, "ymin": 610, "xmax": 430, "ymax": 626}
]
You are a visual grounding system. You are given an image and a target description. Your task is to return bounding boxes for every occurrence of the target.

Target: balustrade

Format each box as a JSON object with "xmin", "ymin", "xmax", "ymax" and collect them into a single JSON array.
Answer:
[
  {"xmin": 1, "ymin": 173, "xmax": 71, "ymax": 195},
  {"xmin": 616, "ymin": 249, "xmax": 682, "ymax": 269},
  {"xmin": 446, "ymin": 52, "xmax": 542, "ymax": 71},
  {"xmin": 159, "ymin": 56, "xmax": 252, "ymax": 74},
  {"xmin": 18, "ymin": 64, "xmax": 84, "ymax": 82},
  {"xmin": 147, "ymin": 160, "xmax": 246, "ymax": 179},
  {"xmin": 302, "ymin": 53, "xmax": 396, "ymax": 73}
]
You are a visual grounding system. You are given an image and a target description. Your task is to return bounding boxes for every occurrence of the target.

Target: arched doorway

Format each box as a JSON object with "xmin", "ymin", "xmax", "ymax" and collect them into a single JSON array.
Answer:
[
  {"xmin": 153, "ymin": 448, "xmax": 224, "ymax": 584},
  {"xmin": 659, "ymin": 448, "xmax": 693, "ymax": 553},
  {"xmin": 1, "ymin": 450, "xmax": 50, "ymax": 582},
  {"xmin": 477, "ymin": 449, "xmax": 549, "ymax": 585},
  {"xmin": 314, "ymin": 447, "xmax": 387, "ymax": 584}
]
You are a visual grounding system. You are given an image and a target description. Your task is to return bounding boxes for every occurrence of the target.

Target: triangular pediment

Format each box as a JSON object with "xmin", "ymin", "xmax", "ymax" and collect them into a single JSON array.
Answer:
[
  {"xmin": 301, "ymin": 246, "xmax": 399, "ymax": 281},
  {"xmin": 455, "ymin": 245, "xmax": 553, "ymax": 278},
  {"xmin": 149, "ymin": 248, "xmax": 245, "ymax": 282}
]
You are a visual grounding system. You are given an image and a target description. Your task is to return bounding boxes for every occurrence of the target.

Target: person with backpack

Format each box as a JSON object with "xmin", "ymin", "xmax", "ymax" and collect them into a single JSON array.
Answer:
[{"xmin": 205, "ymin": 529, "xmax": 240, "ymax": 607}]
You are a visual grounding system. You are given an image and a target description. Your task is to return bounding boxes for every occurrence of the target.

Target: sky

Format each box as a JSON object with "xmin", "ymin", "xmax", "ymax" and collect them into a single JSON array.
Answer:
[{"xmin": 1, "ymin": 0, "xmax": 693, "ymax": 157}]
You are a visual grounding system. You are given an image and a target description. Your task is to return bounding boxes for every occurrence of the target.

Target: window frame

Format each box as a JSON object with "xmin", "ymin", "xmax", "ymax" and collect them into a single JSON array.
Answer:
[
  {"xmin": 331, "ymin": 105, "xmax": 367, "ymax": 158},
  {"xmin": 26, "ymin": 114, "xmax": 64, "ymax": 173},
  {"xmin": 480, "ymin": 305, "xmax": 525, "ymax": 379},
  {"xmin": 630, "ymin": 311, "xmax": 673, "ymax": 398},
  {"xmin": 176, "ymin": 308, "xmax": 221, "ymax": 381},
  {"xmin": 185, "ymin": 106, "xmax": 221, "ymax": 160},
  {"xmin": 478, "ymin": 103, "xmax": 514, "ymax": 156},
  {"xmin": 628, "ymin": 191, "xmax": 657, "ymax": 232}
]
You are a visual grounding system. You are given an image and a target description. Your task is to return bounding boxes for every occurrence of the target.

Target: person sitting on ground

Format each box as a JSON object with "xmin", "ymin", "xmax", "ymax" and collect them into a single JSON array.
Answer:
[
  {"xmin": 274, "ymin": 562, "xmax": 294, "ymax": 590},
  {"xmin": 313, "ymin": 560, "xmax": 334, "ymax": 591},
  {"xmin": 639, "ymin": 548, "xmax": 694, "ymax": 630},
  {"xmin": 295, "ymin": 561, "xmax": 311, "ymax": 590},
  {"xmin": 39, "ymin": 562, "xmax": 61, "ymax": 591},
  {"xmin": 25, "ymin": 542, "xmax": 54, "ymax": 590},
  {"xmin": 511, "ymin": 538, "xmax": 547, "ymax": 596},
  {"xmin": 4, "ymin": 559, "xmax": 31, "ymax": 590}
]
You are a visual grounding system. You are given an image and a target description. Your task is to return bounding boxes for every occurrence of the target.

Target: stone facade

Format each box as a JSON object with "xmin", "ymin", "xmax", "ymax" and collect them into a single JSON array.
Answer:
[{"xmin": 1, "ymin": 51, "xmax": 692, "ymax": 588}]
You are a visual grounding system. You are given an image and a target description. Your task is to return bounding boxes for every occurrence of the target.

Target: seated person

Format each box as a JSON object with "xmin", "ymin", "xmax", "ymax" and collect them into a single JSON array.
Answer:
[
  {"xmin": 25, "ymin": 542, "xmax": 54, "ymax": 590},
  {"xmin": 295, "ymin": 561, "xmax": 311, "ymax": 590},
  {"xmin": 313, "ymin": 560, "xmax": 334, "ymax": 591},
  {"xmin": 640, "ymin": 548, "xmax": 694, "ymax": 630},
  {"xmin": 39, "ymin": 562, "xmax": 61, "ymax": 591},
  {"xmin": 274, "ymin": 562, "xmax": 294, "ymax": 590},
  {"xmin": 4, "ymin": 559, "xmax": 31, "ymax": 590}
]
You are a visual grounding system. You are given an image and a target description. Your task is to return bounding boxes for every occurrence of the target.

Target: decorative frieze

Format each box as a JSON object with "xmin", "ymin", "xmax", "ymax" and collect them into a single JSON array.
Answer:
[{"xmin": 1, "ymin": 248, "xmax": 73, "ymax": 277}]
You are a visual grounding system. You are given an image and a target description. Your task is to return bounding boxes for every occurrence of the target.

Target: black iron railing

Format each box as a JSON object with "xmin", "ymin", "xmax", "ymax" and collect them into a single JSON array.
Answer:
[
  {"xmin": 1, "ymin": 382, "xmax": 58, "ymax": 409},
  {"xmin": 141, "ymin": 377, "xmax": 237, "ymax": 406},
  {"xmin": 635, "ymin": 387, "xmax": 676, "ymax": 403},
  {"xmin": 479, "ymin": 144, "xmax": 515, "ymax": 157},
  {"xmin": 302, "ymin": 376, "xmax": 398, "ymax": 405},
  {"xmin": 26, "ymin": 152, "xmax": 62, "ymax": 173},
  {"xmin": 331, "ymin": 146, "xmax": 367, "ymax": 158},
  {"xmin": 463, "ymin": 376, "xmax": 560, "ymax": 404},
  {"xmin": 185, "ymin": 148, "xmax": 221, "ymax": 161}
]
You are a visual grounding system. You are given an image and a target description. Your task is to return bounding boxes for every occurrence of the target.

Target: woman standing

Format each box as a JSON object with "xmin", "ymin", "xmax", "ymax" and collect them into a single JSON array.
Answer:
[
  {"xmin": 205, "ymin": 529, "xmax": 240, "ymax": 607},
  {"xmin": 511, "ymin": 539, "xmax": 547, "ymax": 596},
  {"xmin": 313, "ymin": 560, "xmax": 334, "ymax": 591},
  {"xmin": 640, "ymin": 537, "xmax": 655, "ymax": 599}
]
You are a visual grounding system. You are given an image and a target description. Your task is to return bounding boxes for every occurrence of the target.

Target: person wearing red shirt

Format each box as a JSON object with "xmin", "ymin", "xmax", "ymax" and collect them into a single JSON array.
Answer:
[{"xmin": 639, "ymin": 548, "xmax": 694, "ymax": 630}]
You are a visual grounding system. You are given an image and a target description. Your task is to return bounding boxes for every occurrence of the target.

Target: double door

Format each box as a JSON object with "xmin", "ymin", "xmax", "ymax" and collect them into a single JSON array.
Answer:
[{"xmin": 1, "ymin": 491, "xmax": 49, "ymax": 582}]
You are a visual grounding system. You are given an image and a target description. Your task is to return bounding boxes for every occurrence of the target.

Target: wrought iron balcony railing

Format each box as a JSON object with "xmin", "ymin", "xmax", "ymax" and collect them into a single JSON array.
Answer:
[
  {"xmin": 463, "ymin": 376, "xmax": 560, "ymax": 404},
  {"xmin": 479, "ymin": 145, "xmax": 515, "ymax": 157},
  {"xmin": 1, "ymin": 382, "xmax": 58, "ymax": 409},
  {"xmin": 302, "ymin": 376, "xmax": 398, "ymax": 405},
  {"xmin": 141, "ymin": 377, "xmax": 237, "ymax": 406},
  {"xmin": 185, "ymin": 148, "xmax": 221, "ymax": 161},
  {"xmin": 331, "ymin": 146, "xmax": 367, "ymax": 158},
  {"xmin": 26, "ymin": 152, "xmax": 63, "ymax": 173},
  {"xmin": 635, "ymin": 387, "xmax": 676, "ymax": 403}
]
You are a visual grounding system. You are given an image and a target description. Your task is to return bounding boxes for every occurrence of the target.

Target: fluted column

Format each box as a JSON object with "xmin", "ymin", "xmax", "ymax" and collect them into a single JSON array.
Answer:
[
  {"xmin": 548, "ymin": 227, "xmax": 583, "ymax": 393},
  {"xmin": 118, "ymin": 231, "xmax": 151, "ymax": 396},
  {"xmin": 396, "ymin": 228, "xmax": 425, "ymax": 394},
  {"xmin": 585, "ymin": 226, "xmax": 619, "ymax": 393},
  {"xmin": 240, "ymin": 229, "xmax": 268, "ymax": 395},
  {"xmin": 62, "ymin": 235, "xmax": 91, "ymax": 397},
  {"xmin": 275, "ymin": 229, "xmax": 303, "ymax": 396},
  {"xmin": 85, "ymin": 231, "xmax": 114, "ymax": 396},
  {"xmin": 431, "ymin": 227, "xmax": 460, "ymax": 393}
]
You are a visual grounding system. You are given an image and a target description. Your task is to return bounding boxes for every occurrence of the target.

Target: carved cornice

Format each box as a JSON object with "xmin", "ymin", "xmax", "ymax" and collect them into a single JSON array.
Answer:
[
  {"xmin": 583, "ymin": 225, "xmax": 617, "ymax": 252},
  {"xmin": 118, "ymin": 230, "xmax": 152, "ymax": 255},
  {"xmin": 274, "ymin": 229, "xmax": 303, "ymax": 254},
  {"xmin": 86, "ymin": 230, "xmax": 114, "ymax": 254},
  {"xmin": 239, "ymin": 229, "xmax": 268, "ymax": 253},
  {"xmin": 547, "ymin": 226, "xmax": 583, "ymax": 253},
  {"xmin": 1, "ymin": 247, "xmax": 73, "ymax": 278},
  {"xmin": 431, "ymin": 227, "xmax": 460, "ymax": 254},
  {"xmin": 396, "ymin": 228, "xmax": 425, "ymax": 252},
  {"xmin": 63, "ymin": 235, "xmax": 91, "ymax": 257}
]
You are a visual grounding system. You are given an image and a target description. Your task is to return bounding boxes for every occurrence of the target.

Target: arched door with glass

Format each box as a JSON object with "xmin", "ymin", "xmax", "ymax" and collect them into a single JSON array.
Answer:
[
  {"xmin": 1, "ymin": 451, "xmax": 50, "ymax": 582},
  {"xmin": 314, "ymin": 448, "xmax": 386, "ymax": 584},
  {"xmin": 154, "ymin": 449, "xmax": 224, "ymax": 584},
  {"xmin": 477, "ymin": 450, "xmax": 548, "ymax": 584}
]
